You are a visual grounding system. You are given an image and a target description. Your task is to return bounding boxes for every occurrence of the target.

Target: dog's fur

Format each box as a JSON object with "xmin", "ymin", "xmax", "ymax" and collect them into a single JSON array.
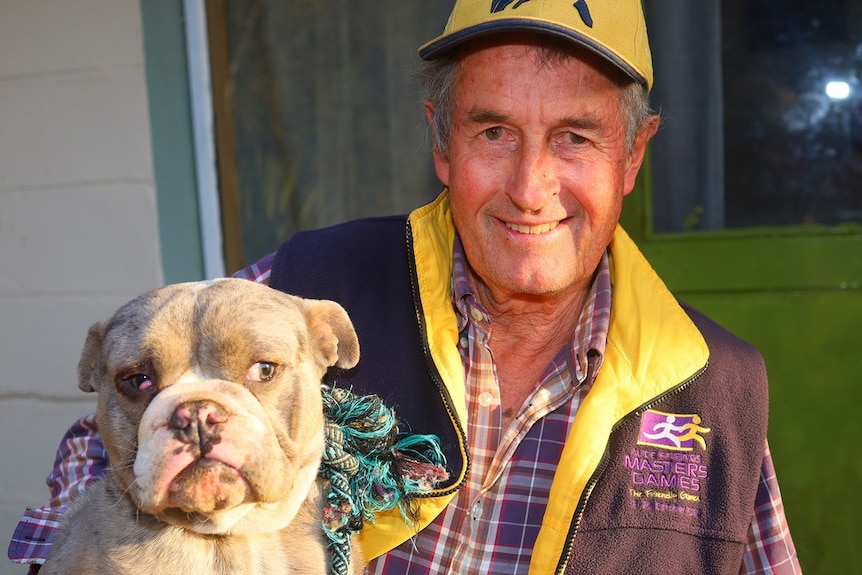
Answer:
[{"xmin": 40, "ymin": 279, "xmax": 363, "ymax": 574}]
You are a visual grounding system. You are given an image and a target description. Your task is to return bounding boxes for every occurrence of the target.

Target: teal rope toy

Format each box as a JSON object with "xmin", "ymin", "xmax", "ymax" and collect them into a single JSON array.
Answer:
[{"xmin": 319, "ymin": 385, "xmax": 450, "ymax": 575}]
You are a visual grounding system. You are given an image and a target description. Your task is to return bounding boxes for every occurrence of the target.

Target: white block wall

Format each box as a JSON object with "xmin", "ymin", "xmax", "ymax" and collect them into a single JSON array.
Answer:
[{"xmin": 0, "ymin": 1, "xmax": 164, "ymax": 571}]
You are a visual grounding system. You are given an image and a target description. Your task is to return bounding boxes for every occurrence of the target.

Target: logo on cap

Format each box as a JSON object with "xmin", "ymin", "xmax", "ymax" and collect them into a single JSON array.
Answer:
[
  {"xmin": 637, "ymin": 410, "xmax": 711, "ymax": 452},
  {"xmin": 491, "ymin": 0, "xmax": 530, "ymax": 12},
  {"xmin": 490, "ymin": 0, "xmax": 594, "ymax": 28}
]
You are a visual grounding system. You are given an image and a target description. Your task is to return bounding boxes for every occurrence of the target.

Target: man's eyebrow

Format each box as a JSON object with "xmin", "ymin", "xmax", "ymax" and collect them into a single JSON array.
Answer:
[
  {"xmin": 466, "ymin": 108, "xmax": 509, "ymax": 125},
  {"xmin": 561, "ymin": 114, "xmax": 603, "ymax": 131},
  {"xmin": 466, "ymin": 107, "xmax": 605, "ymax": 132}
]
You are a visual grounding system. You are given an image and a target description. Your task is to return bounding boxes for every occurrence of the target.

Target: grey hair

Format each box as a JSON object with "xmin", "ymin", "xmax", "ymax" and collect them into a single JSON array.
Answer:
[
  {"xmin": 414, "ymin": 42, "xmax": 657, "ymax": 157},
  {"xmin": 414, "ymin": 53, "xmax": 461, "ymax": 158},
  {"xmin": 618, "ymin": 81, "xmax": 657, "ymax": 151}
]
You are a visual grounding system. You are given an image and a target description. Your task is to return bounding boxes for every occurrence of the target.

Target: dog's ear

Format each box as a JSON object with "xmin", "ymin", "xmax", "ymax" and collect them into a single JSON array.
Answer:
[
  {"xmin": 78, "ymin": 321, "xmax": 108, "ymax": 393},
  {"xmin": 301, "ymin": 299, "xmax": 360, "ymax": 371}
]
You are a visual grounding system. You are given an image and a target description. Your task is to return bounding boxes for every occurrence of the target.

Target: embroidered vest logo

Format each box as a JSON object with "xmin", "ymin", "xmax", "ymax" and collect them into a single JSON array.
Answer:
[
  {"xmin": 490, "ymin": 1, "xmax": 594, "ymax": 28},
  {"xmin": 622, "ymin": 410, "xmax": 712, "ymax": 518},
  {"xmin": 637, "ymin": 409, "xmax": 711, "ymax": 452}
]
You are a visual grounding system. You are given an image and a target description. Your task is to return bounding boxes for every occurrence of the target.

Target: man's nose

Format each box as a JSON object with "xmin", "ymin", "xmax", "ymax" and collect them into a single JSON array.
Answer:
[{"xmin": 508, "ymin": 144, "xmax": 560, "ymax": 212}]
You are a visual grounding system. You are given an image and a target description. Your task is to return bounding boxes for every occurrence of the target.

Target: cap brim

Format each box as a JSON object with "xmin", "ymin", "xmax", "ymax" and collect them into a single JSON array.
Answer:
[{"xmin": 419, "ymin": 19, "xmax": 647, "ymax": 88}]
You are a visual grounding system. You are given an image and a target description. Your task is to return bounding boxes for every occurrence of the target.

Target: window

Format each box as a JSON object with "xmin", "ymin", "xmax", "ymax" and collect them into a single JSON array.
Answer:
[
  {"xmin": 647, "ymin": 0, "xmax": 862, "ymax": 232},
  {"xmin": 208, "ymin": 0, "xmax": 449, "ymax": 271}
]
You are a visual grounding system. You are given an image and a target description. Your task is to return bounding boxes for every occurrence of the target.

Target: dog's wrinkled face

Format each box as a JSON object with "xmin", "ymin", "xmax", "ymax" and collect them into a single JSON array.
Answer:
[{"xmin": 77, "ymin": 279, "xmax": 359, "ymax": 535}]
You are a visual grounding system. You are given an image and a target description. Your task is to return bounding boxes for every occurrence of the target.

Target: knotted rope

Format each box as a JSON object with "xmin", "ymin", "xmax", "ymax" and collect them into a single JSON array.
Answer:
[{"xmin": 319, "ymin": 384, "xmax": 450, "ymax": 575}]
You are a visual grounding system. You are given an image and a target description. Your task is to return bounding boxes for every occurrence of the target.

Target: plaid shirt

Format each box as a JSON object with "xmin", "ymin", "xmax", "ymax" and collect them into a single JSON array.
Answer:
[
  {"xmin": 9, "ymin": 240, "xmax": 800, "ymax": 574},
  {"xmin": 365, "ymin": 238, "xmax": 608, "ymax": 574}
]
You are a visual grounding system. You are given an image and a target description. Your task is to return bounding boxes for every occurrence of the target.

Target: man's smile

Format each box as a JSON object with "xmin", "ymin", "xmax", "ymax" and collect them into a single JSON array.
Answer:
[{"xmin": 504, "ymin": 221, "xmax": 561, "ymax": 234}]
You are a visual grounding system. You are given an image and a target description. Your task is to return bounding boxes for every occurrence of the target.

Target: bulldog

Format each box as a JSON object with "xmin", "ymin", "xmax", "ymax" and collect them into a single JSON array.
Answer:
[{"xmin": 40, "ymin": 278, "xmax": 363, "ymax": 575}]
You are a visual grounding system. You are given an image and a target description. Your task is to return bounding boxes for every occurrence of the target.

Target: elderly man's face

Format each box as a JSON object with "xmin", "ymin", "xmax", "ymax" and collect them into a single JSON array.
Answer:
[{"xmin": 430, "ymin": 37, "xmax": 654, "ymax": 303}]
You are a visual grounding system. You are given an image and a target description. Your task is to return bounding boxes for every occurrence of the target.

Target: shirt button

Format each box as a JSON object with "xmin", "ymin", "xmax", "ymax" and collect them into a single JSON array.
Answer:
[
  {"xmin": 471, "ymin": 499, "xmax": 483, "ymax": 519},
  {"xmin": 460, "ymin": 336, "xmax": 468, "ymax": 348},
  {"xmin": 478, "ymin": 392, "xmax": 494, "ymax": 406},
  {"xmin": 470, "ymin": 308, "xmax": 484, "ymax": 322}
]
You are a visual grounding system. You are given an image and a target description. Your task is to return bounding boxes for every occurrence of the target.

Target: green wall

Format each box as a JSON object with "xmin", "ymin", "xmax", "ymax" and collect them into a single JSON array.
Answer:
[{"xmin": 686, "ymin": 283, "xmax": 861, "ymax": 572}]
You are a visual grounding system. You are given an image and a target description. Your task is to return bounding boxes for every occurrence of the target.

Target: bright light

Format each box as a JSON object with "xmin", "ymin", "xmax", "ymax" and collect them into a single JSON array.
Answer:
[{"xmin": 825, "ymin": 81, "xmax": 851, "ymax": 100}]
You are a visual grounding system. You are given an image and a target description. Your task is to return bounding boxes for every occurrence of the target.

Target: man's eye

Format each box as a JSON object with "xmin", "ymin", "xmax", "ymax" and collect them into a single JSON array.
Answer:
[
  {"xmin": 567, "ymin": 132, "xmax": 587, "ymax": 145},
  {"xmin": 247, "ymin": 361, "xmax": 279, "ymax": 382},
  {"xmin": 483, "ymin": 127, "xmax": 503, "ymax": 140}
]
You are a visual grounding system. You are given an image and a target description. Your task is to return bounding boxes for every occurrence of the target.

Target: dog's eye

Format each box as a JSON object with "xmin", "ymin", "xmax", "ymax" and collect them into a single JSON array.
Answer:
[
  {"xmin": 125, "ymin": 374, "xmax": 152, "ymax": 391},
  {"xmin": 116, "ymin": 362, "xmax": 156, "ymax": 396},
  {"xmin": 247, "ymin": 361, "xmax": 278, "ymax": 383}
]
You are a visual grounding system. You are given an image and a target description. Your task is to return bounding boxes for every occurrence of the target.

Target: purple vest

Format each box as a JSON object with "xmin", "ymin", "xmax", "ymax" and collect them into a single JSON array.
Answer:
[{"xmin": 270, "ymin": 217, "xmax": 768, "ymax": 574}]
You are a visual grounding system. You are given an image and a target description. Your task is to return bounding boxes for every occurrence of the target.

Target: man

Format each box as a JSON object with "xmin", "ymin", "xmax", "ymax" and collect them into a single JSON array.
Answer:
[{"xmin": 10, "ymin": 1, "xmax": 800, "ymax": 573}]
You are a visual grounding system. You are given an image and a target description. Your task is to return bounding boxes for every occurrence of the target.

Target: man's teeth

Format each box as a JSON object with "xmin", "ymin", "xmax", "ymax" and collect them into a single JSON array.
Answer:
[{"xmin": 506, "ymin": 221, "xmax": 559, "ymax": 234}]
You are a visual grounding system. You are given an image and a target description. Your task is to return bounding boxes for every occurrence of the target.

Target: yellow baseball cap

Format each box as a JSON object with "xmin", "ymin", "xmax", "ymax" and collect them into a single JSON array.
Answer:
[{"xmin": 419, "ymin": 0, "xmax": 653, "ymax": 90}]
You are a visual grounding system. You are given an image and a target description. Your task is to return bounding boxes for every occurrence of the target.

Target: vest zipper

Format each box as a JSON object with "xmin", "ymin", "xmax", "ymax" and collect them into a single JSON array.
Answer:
[
  {"xmin": 404, "ymin": 219, "xmax": 470, "ymax": 497},
  {"xmin": 553, "ymin": 362, "xmax": 710, "ymax": 574}
]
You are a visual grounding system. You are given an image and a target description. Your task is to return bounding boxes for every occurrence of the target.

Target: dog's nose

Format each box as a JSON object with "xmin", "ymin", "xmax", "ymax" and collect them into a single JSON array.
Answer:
[{"xmin": 169, "ymin": 400, "xmax": 228, "ymax": 453}]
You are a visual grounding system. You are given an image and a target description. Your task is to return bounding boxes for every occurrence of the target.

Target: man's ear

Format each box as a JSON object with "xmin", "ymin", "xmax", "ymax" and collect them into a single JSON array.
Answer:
[
  {"xmin": 425, "ymin": 100, "xmax": 451, "ymax": 188},
  {"xmin": 78, "ymin": 321, "xmax": 107, "ymax": 393},
  {"xmin": 623, "ymin": 114, "xmax": 661, "ymax": 196},
  {"xmin": 424, "ymin": 100, "xmax": 437, "ymax": 146}
]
